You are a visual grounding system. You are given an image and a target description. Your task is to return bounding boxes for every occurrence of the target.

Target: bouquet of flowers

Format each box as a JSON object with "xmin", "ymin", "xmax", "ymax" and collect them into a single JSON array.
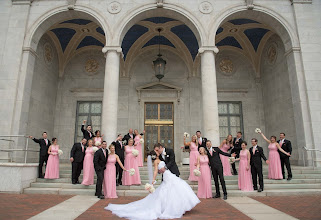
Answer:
[
  {"xmin": 144, "ymin": 183, "xmax": 156, "ymax": 193},
  {"xmin": 132, "ymin": 149, "xmax": 139, "ymax": 157},
  {"xmin": 58, "ymin": 149, "xmax": 63, "ymax": 156},
  {"xmin": 184, "ymin": 132, "xmax": 190, "ymax": 138},
  {"xmin": 255, "ymin": 128, "xmax": 261, "ymax": 134},
  {"xmin": 122, "ymin": 140, "xmax": 127, "ymax": 146},
  {"xmin": 229, "ymin": 157, "xmax": 235, "ymax": 164},
  {"xmin": 95, "ymin": 141, "xmax": 101, "ymax": 147},
  {"xmin": 92, "ymin": 147, "xmax": 99, "ymax": 152},
  {"xmin": 128, "ymin": 168, "xmax": 135, "ymax": 176},
  {"xmin": 193, "ymin": 169, "xmax": 201, "ymax": 176},
  {"xmin": 139, "ymin": 138, "xmax": 144, "ymax": 144}
]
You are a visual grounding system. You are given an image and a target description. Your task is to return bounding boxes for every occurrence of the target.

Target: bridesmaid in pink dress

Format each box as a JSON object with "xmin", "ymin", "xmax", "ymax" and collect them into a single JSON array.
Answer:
[
  {"xmin": 196, "ymin": 147, "xmax": 212, "ymax": 198},
  {"xmin": 235, "ymin": 141, "xmax": 253, "ymax": 191},
  {"xmin": 184, "ymin": 135, "xmax": 200, "ymax": 181},
  {"xmin": 93, "ymin": 130, "xmax": 103, "ymax": 149},
  {"xmin": 134, "ymin": 129, "xmax": 144, "ymax": 167},
  {"xmin": 123, "ymin": 139, "xmax": 141, "ymax": 185},
  {"xmin": 45, "ymin": 138, "xmax": 60, "ymax": 179},
  {"xmin": 82, "ymin": 139, "xmax": 95, "ymax": 185},
  {"xmin": 219, "ymin": 135, "xmax": 233, "ymax": 176},
  {"xmin": 103, "ymin": 144, "xmax": 127, "ymax": 198},
  {"xmin": 259, "ymin": 132, "xmax": 291, "ymax": 179}
]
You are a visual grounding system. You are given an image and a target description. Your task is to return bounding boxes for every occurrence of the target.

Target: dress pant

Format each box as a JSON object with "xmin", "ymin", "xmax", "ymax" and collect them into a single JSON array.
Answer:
[
  {"xmin": 281, "ymin": 157, "xmax": 292, "ymax": 178},
  {"xmin": 211, "ymin": 166, "xmax": 227, "ymax": 196},
  {"xmin": 72, "ymin": 161, "xmax": 83, "ymax": 183},
  {"xmin": 231, "ymin": 152, "xmax": 240, "ymax": 174},
  {"xmin": 116, "ymin": 157, "xmax": 124, "ymax": 184},
  {"xmin": 95, "ymin": 169, "xmax": 104, "ymax": 196},
  {"xmin": 251, "ymin": 164, "xmax": 264, "ymax": 190},
  {"xmin": 38, "ymin": 155, "xmax": 48, "ymax": 178}
]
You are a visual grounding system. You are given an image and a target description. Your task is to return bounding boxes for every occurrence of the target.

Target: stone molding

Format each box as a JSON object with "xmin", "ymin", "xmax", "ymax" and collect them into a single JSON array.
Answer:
[
  {"xmin": 22, "ymin": 47, "xmax": 38, "ymax": 58},
  {"xmin": 290, "ymin": 0, "xmax": 312, "ymax": 4},
  {"xmin": 198, "ymin": 46, "xmax": 219, "ymax": 54},
  {"xmin": 284, "ymin": 47, "xmax": 301, "ymax": 57},
  {"xmin": 12, "ymin": 0, "xmax": 32, "ymax": 5}
]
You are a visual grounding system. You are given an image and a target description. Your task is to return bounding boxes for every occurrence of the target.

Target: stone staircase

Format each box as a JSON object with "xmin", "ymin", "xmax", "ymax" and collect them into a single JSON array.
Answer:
[{"xmin": 24, "ymin": 164, "xmax": 321, "ymax": 197}]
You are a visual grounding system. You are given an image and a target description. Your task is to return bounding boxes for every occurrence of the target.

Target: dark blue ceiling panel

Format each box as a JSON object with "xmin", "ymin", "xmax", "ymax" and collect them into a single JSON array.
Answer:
[
  {"xmin": 143, "ymin": 17, "xmax": 177, "ymax": 24},
  {"xmin": 121, "ymin": 25, "xmax": 149, "ymax": 60},
  {"xmin": 77, "ymin": 36, "xmax": 104, "ymax": 49},
  {"xmin": 216, "ymin": 27, "xmax": 224, "ymax": 35},
  {"xmin": 171, "ymin": 25, "xmax": 199, "ymax": 60},
  {"xmin": 60, "ymin": 19, "xmax": 92, "ymax": 25},
  {"xmin": 229, "ymin": 19, "xmax": 260, "ymax": 25},
  {"xmin": 216, "ymin": 36, "xmax": 242, "ymax": 49},
  {"xmin": 96, "ymin": 27, "xmax": 105, "ymax": 36},
  {"xmin": 142, "ymin": 36, "xmax": 175, "ymax": 49},
  {"xmin": 244, "ymin": 28, "xmax": 269, "ymax": 51},
  {"xmin": 51, "ymin": 28, "xmax": 76, "ymax": 52}
]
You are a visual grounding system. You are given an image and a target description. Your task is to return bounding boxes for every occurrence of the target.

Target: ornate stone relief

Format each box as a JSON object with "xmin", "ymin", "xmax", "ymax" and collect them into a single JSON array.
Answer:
[
  {"xmin": 43, "ymin": 42, "xmax": 53, "ymax": 65},
  {"xmin": 108, "ymin": 1, "xmax": 121, "ymax": 14},
  {"xmin": 266, "ymin": 43, "xmax": 278, "ymax": 65},
  {"xmin": 219, "ymin": 58, "xmax": 234, "ymax": 76},
  {"xmin": 246, "ymin": 0, "xmax": 254, "ymax": 9},
  {"xmin": 85, "ymin": 59, "xmax": 99, "ymax": 75},
  {"xmin": 199, "ymin": 1, "xmax": 213, "ymax": 14}
]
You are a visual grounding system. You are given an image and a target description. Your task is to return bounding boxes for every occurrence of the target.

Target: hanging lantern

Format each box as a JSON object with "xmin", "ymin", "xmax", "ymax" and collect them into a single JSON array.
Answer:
[{"xmin": 153, "ymin": 28, "xmax": 167, "ymax": 80}]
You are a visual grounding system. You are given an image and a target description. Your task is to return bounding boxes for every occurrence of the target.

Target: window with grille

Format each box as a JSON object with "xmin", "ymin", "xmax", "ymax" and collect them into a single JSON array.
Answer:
[
  {"xmin": 75, "ymin": 101, "xmax": 102, "ymax": 142},
  {"xmin": 218, "ymin": 102, "xmax": 243, "ymax": 143}
]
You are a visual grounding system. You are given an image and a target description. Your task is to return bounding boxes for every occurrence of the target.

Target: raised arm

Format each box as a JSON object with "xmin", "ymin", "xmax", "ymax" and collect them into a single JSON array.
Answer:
[
  {"xmin": 259, "ymin": 132, "xmax": 271, "ymax": 144},
  {"xmin": 276, "ymin": 143, "xmax": 290, "ymax": 156},
  {"xmin": 217, "ymin": 147, "xmax": 231, "ymax": 157},
  {"xmin": 30, "ymin": 136, "xmax": 40, "ymax": 144},
  {"xmin": 183, "ymin": 137, "xmax": 190, "ymax": 147}
]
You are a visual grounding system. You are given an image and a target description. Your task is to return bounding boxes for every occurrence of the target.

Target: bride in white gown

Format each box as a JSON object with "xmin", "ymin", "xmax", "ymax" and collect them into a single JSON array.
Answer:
[{"xmin": 105, "ymin": 150, "xmax": 200, "ymax": 219}]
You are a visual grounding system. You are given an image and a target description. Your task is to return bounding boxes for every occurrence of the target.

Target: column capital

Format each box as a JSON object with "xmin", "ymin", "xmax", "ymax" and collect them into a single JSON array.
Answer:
[
  {"xmin": 102, "ymin": 46, "xmax": 122, "ymax": 54},
  {"xmin": 198, "ymin": 46, "xmax": 219, "ymax": 54}
]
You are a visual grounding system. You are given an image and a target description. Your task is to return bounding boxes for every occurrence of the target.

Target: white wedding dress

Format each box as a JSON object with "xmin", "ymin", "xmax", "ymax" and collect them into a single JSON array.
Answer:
[{"xmin": 105, "ymin": 161, "xmax": 200, "ymax": 220}]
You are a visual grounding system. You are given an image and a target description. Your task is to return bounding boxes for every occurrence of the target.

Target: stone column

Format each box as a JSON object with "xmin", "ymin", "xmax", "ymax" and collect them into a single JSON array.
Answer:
[
  {"xmin": 101, "ymin": 47, "xmax": 122, "ymax": 145},
  {"xmin": 199, "ymin": 47, "xmax": 220, "ymax": 146}
]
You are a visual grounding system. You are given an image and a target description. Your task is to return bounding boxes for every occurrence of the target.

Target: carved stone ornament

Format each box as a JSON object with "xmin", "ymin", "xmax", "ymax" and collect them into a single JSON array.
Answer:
[
  {"xmin": 43, "ymin": 42, "xmax": 53, "ymax": 65},
  {"xmin": 267, "ymin": 43, "xmax": 278, "ymax": 65},
  {"xmin": 199, "ymin": 1, "xmax": 213, "ymax": 14},
  {"xmin": 85, "ymin": 59, "xmax": 99, "ymax": 75},
  {"xmin": 219, "ymin": 58, "xmax": 234, "ymax": 76},
  {"xmin": 108, "ymin": 1, "xmax": 121, "ymax": 14}
]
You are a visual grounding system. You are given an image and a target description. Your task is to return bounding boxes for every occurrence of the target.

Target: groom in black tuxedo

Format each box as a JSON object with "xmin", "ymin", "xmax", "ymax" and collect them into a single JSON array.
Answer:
[
  {"xmin": 94, "ymin": 141, "xmax": 108, "ymax": 199},
  {"xmin": 70, "ymin": 138, "xmax": 87, "ymax": 184},
  {"xmin": 196, "ymin": 131, "xmax": 207, "ymax": 150},
  {"xmin": 206, "ymin": 140, "xmax": 236, "ymax": 200},
  {"xmin": 29, "ymin": 132, "xmax": 51, "ymax": 178},
  {"xmin": 154, "ymin": 143, "xmax": 180, "ymax": 177},
  {"xmin": 277, "ymin": 133, "xmax": 292, "ymax": 180},
  {"xmin": 81, "ymin": 120, "xmax": 95, "ymax": 141}
]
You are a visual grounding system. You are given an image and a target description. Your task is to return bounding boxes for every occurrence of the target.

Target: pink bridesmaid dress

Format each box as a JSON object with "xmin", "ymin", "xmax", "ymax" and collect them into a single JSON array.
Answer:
[
  {"xmin": 123, "ymin": 145, "xmax": 141, "ymax": 185},
  {"xmin": 189, "ymin": 142, "xmax": 200, "ymax": 181},
  {"xmin": 82, "ymin": 146, "xmax": 95, "ymax": 185},
  {"xmin": 238, "ymin": 150, "xmax": 253, "ymax": 191},
  {"xmin": 268, "ymin": 143, "xmax": 283, "ymax": 179},
  {"xmin": 197, "ymin": 155, "xmax": 212, "ymax": 198},
  {"xmin": 94, "ymin": 137, "xmax": 103, "ymax": 148},
  {"xmin": 103, "ymin": 154, "xmax": 118, "ymax": 198},
  {"xmin": 220, "ymin": 144, "xmax": 232, "ymax": 176},
  {"xmin": 134, "ymin": 136, "xmax": 143, "ymax": 167},
  {"xmin": 44, "ymin": 145, "xmax": 59, "ymax": 179}
]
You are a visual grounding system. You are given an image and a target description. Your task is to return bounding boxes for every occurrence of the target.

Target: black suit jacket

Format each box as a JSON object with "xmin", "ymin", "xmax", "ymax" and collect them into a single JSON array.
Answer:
[
  {"xmin": 32, "ymin": 138, "xmax": 51, "ymax": 157},
  {"xmin": 94, "ymin": 148, "xmax": 108, "ymax": 172},
  {"xmin": 231, "ymin": 138, "xmax": 243, "ymax": 155},
  {"xmin": 122, "ymin": 133, "xmax": 144, "ymax": 145},
  {"xmin": 70, "ymin": 143, "xmax": 86, "ymax": 163},
  {"xmin": 159, "ymin": 148, "xmax": 180, "ymax": 176},
  {"xmin": 249, "ymin": 146, "xmax": 267, "ymax": 168},
  {"xmin": 81, "ymin": 125, "xmax": 95, "ymax": 140},
  {"xmin": 206, "ymin": 147, "xmax": 231, "ymax": 169},
  {"xmin": 277, "ymin": 139, "xmax": 292, "ymax": 158},
  {"xmin": 112, "ymin": 140, "xmax": 124, "ymax": 161},
  {"xmin": 197, "ymin": 137, "xmax": 207, "ymax": 150}
]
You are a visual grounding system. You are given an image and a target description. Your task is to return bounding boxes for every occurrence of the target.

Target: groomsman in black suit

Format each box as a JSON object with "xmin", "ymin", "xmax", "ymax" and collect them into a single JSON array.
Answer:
[
  {"xmin": 122, "ymin": 128, "xmax": 144, "ymax": 145},
  {"xmin": 70, "ymin": 138, "xmax": 87, "ymax": 184},
  {"xmin": 94, "ymin": 141, "xmax": 108, "ymax": 199},
  {"xmin": 231, "ymin": 131, "xmax": 243, "ymax": 175},
  {"xmin": 196, "ymin": 131, "xmax": 207, "ymax": 150},
  {"xmin": 249, "ymin": 138, "xmax": 269, "ymax": 192},
  {"xmin": 29, "ymin": 132, "xmax": 51, "ymax": 178},
  {"xmin": 206, "ymin": 140, "xmax": 236, "ymax": 200},
  {"xmin": 277, "ymin": 133, "xmax": 292, "ymax": 180},
  {"xmin": 112, "ymin": 134, "xmax": 125, "ymax": 186},
  {"xmin": 81, "ymin": 120, "xmax": 95, "ymax": 141},
  {"xmin": 154, "ymin": 143, "xmax": 180, "ymax": 177}
]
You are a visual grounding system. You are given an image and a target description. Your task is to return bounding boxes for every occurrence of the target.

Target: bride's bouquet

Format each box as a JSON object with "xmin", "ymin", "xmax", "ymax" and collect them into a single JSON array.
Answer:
[
  {"xmin": 184, "ymin": 132, "xmax": 190, "ymax": 138},
  {"xmin": 58, "ymin": 149, "xmax": 63, "ymax": 156},
  {"xmin": 92, "ymin": 147, "xmax": 99, "ymax": 153},
  {"xmin": 144, "ymin": 183, "xmax": 156, "ymax": 193},
  {"xmin": 132, "ymin": 149, "xmax": 139, "ymax": 157},
  {"xmin": 95, "ymin": 141, "xmax": 101, "ymax": 147},
  {"xmin": 255, "ymin": 128, "xmax": 261, "ymax": 134},
  {"xmin": 193, "ymin": 169, "xmax": 201, "ymax": 177},
  {"xmin": 139, "ymin": 138, "xmax": 144, "ymax": 144},
  {"xmin": 229, "ymin": 157, "xmax": 235, "ymax": 164},
  {"xmin": 128, "ymin": 168, "xmax": 135, "ymax": 176}
]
